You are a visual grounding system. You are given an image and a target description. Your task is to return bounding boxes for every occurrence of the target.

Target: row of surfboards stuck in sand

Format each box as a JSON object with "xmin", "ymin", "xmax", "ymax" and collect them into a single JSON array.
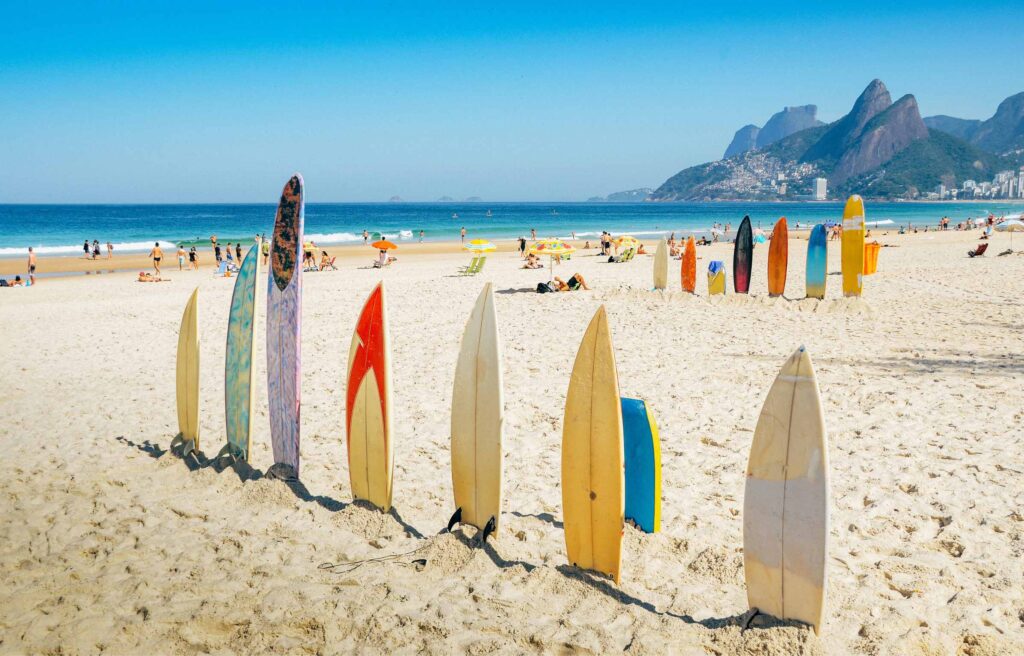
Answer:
[
  {"xmin": 651, "ymin": 195, "xmax": 871, "ymax": 299},
  {"xmin": 173, "ymin": 174, "xmax": 832, "ymax": 635}
]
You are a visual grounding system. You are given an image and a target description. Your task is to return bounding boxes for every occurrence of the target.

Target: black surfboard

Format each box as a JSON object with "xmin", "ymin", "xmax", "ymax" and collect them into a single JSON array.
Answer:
[{"xmin": 734, "ymin": 216, "xmax": 753, "ymax": 294}]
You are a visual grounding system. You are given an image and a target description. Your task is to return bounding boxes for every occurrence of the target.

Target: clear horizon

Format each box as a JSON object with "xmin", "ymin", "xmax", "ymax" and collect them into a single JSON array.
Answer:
[{"xmin": 2, "ymin": 1, "xmax": 1022, "ymax": 203}]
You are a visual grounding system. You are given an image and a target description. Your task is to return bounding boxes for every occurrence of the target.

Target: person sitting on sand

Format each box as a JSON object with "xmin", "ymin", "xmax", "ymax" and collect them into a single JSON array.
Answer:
[
  {"xmin": 319, "ymin": 250, "xmax": 331, "ymax": 271},
  {"xmin": 552, "ymin": 274, "xmax": 590, "ymax": 291},
  {"xmin": 137, "ymin": 271, "xmax": 169, "ymax": 282},
  {"xmin": 522, "ymin": 253, "xmax": 543, "ymax": 269},
  {"xmin": 583, "ymin": 241, "xmax": 591, "ymax": 249},
  {"xmin": 637, "ymin": 243, "xmax": 647, "ymax": 255}
]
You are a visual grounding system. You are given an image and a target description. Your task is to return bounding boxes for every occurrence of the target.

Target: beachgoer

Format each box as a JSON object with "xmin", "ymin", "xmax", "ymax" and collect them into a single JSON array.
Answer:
[
  {"xmin": 92, "ymin": 240, "xmax": 100, "ymax": 259},
  {"xmin": 584, "ymin": 241, "xmax": 591, "ymax": 249},
  {"xmin": 363, "ymin": 230, "xmax": 369, "ymax": 244},
  {"xmin": 518, "ymin": 236, "xmax": 527, "ymax": 258},
  {"xmin": 137, "ymin": 271, "xmax": 169, "ymax": 282},
  {"xmin": 11, "ymin": 275, "xmax": 24, "ymax": 286},
  {"xmin": 319, "ymin": 251, "xmax": 330, "ymax": 271},
  {"xmin": 522, "ymin": 253, "xmax": 542, "ymax": 269},
  {"xmin": 461, "ymin": 227, "xmax": 467, "ymax": 243},
  {"xmin": 225, "ymin": 244, "xmax": 235, "ymax": 264},
  {"xmin": 214, "ymin": 243, "xmax": 222, "ymax": 263},
  {"xmin": 83, "ymin": 240, "xmax": 89, "ymax": 258},
  {"xmin": 553, "ymin": 274, "xmax": 590, "ymax": 291},
  {"xmin": 177, "ymin": 245, "xmax": 186, "ymax": 270},
  {"xmin": 235, "ymin": 243, "xmax": 242, "ymax": 261},
  {"xmin": 261, "ymin": 240, "xmax": 270, "ymax": 265},
  {"xmin": 530, "ymin": 228, "xmax": 537, "ymax": 240},
  {"xmin": 27, "ymin": 247, "xmax": 36, "ymax": 285},
  {"xmin": 637, "ymin": 243, "xmax": 647, "ymax": 255},
  {"xmin": 148, "ymin": 242, "xmax": 163, "ymax": 275},
  {"xmin": 419, "ymin": 230, "xmax": 424, "ymax": 242},
  {"xmin": 571, "ymin": 231, "xmax": 576, "ymax": 240},
  {"xmin": 189, "ymin": 246, "xmax": 198, "ymax": 270},
  {"xmin": 106, "ymin": 241, "xmax": 113, "ymax": 258}
]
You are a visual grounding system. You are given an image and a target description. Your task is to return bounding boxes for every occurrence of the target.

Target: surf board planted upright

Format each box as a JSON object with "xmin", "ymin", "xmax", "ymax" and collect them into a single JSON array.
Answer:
[
  {"xmin": 805, "ymin": 224, "xmax": 827, "ymax": 299},
  {"xmin": 734, "ymin": 216, "xmax": 753, "ymax": 294},
  {"xmin": 224, "ymin": 243, "xmax": 260, "ymax": 461},
  {"xmin": 767, "ymin": 217, "xmax": 788, "ymax": 297},
  {"xmin": 743, "ymin": 347, "xmax": 829, "ymax": 634},
  {"xmin": 176, "ymin": 287, "xmax": 200, "ymax": 454},
  {"xmin": 841, "ymin": 195, "xmax": 866, "ymax": 297},
  {"xmin": 450, "ymin": 283, "xmax": 504, "ymax": 539},
  {"xmin": 652, "ymin": 238, "xmax": 668, "ymax": 290},
  {"xmin": 266, "ymin": 175, "xmax": 304, "ymax": 477},
  {"xmin": 681, "ymin": 237, "xmax": 697, "ymax": 293},
  {"xmin": 346, "ymin": 282, "xmax": 394, "ymax": 512},
  {"xmin": 621, "ymin": 398, "xmax": 661, "ymax": 534},
  {"xmin": 562, "ymin": 306, "xmax": 624, "ymax": 583}
]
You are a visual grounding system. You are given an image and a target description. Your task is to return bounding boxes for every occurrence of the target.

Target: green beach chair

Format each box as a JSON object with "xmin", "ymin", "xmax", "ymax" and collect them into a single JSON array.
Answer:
[{"xmin": 459, "ymin": 256, "xmax": 482, "ymax": 275}]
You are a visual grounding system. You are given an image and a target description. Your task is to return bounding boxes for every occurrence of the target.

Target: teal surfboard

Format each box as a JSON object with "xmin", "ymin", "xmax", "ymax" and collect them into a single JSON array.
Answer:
[
  {"xmin": 225, "ymin": 243, "xmax": 260, "ymax": 460},
  {"xmin": 806, "ymin": 224, "xmax": 827, "ymax": 299},
  {"xmin": 621, "ymin": 397, "xmax": 661, "ymax": 533}
]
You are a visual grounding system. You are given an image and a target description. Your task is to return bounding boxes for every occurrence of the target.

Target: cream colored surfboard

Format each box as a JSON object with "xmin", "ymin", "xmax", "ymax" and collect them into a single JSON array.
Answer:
[
  {"xmin": 450, "ymin": 283, "xmax": 504, "ymax": 538},
  {"xmin": 175, "ymin": 287, "xmax": 200, "ymax": 453},
  {"xmin": 562, "ymin": 306, "xmax": 624, "ymax": 583},
  {"xmin": 652, "ymin": 238, "xmax": 668, "ymax": 290},
  {"xmin": 743, "ymin": 347, "xmax": 829, "ymax": 634}
]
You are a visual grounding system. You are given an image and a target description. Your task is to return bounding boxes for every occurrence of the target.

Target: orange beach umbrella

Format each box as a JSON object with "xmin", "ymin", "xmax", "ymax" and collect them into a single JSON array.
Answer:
[{"xmin": 372, "ymin": 240, "xmax": 398, "ymax": 250}]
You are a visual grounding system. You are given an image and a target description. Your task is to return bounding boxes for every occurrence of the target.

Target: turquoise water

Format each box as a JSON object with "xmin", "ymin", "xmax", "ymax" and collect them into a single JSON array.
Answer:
[{"xmin": 1, "ymin": 201, "xmax": 1021, "ymax": 257}]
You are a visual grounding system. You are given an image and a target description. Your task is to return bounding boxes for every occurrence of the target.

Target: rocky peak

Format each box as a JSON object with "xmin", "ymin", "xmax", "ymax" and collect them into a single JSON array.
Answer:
[
  {"xmin": 831, "ymin": 94, "xmax": 928, "ymax": 184},
  {"xmin": 757, "ymin": 105, "xmax": 821, "ymax": 148},
  {"xmin": 724, "ymin": 125, "xmax": 761, "ymax": 158},
  {"xmin": 971, "ymin": 91, "xmax": 1024, "ymax": 154},
  {"xmin": 803, "ymin": 79, "xmax": 892, "ymax": 163}
]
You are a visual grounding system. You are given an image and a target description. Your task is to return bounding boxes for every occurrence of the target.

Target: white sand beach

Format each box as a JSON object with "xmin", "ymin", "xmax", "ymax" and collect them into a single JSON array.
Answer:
[{"xmin": 1, "ymin": 231, "xmax": 1022, "ymax": 655}]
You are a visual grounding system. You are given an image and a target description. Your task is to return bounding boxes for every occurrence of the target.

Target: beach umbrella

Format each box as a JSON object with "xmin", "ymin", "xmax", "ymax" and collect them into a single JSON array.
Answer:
[
  {"xmin": 995, "ymin": 219, "xmax": 1024, "ymax": 250},
  {"xmin": 463, "ymin": 239, "xmax": 496, "ymax": 253},
  {"xmin": 528, "ymin": 237, "xmax": 576, "ymax": 280},
  {"xmin": 372, "ymin": 240, "xmax": 398, "ymax": 250}
]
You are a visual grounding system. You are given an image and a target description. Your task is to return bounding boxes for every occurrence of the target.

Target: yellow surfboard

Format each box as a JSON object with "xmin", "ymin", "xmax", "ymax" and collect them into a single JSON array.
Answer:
[
  {"xmin": 744, "ymin": 347, "xmax": 829, "ymax": 634},
  {"xmin": 562, "ymin": 306, "xmax": 624, "ymax": 583},
  {"xmin": 175, "ymin": 287, "xmax": 200, "ymax": 453},
  {"xmin": 450, "ymin": 283, "xmax": 504, "ymax": 539},
  {"xmin": 841, "ymin": 195, "xmax": 865, "ymax": 297}
]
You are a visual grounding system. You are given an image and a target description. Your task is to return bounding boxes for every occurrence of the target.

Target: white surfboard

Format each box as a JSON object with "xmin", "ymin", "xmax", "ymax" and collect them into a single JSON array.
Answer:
[
  {"xmin": 653, "ymin": 238, "xmax": 668, "ymax": 290},
  {"xmin": 450, "ymin": 283, "xmax": 504, "ymax": 538},
  {"xmin": 743, "ymin": 346, "xmax": 829, "ymax": 634}
]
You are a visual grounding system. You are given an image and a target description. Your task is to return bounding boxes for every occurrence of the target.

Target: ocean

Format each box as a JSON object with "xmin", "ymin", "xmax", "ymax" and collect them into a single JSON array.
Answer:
[{"xmin": 1, "ymin": 201, "xmax": 1021, "ymax": 257}]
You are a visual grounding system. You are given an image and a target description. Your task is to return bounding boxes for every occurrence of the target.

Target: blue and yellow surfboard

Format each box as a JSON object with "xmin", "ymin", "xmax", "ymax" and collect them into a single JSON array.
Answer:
[
  {"xmin": 805, "ymin": 224, "xmax": 827, "ymax": 299},
  {"xmin": 621, "ymin": 398, "xmax": 661, "ymax": 533}
]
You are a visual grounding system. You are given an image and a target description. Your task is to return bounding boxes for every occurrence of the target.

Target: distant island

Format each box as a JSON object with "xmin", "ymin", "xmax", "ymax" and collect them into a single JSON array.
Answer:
[
  {"xmin": 649, "ymin": 80, "xmax": 1024, "ymax": 201},
  {"xmin": 587, "ymin": 188, "xmax": 653, "ymax": 202}
]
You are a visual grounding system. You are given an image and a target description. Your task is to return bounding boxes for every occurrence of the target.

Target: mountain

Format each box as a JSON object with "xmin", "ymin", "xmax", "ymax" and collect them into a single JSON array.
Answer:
[
  {"xmin": 723, "ymin": 106, "xmax": 822, "ymax": 158},
  {"xmin": 971, "ymin": 92, "xmax": 1024, "ymax": 154},
  {"xmin": 587, "ymin": 188, "xmax": 653, "ymax": 202},
  {"xmin": 923, "ymin": 92, "xmax": 1024, "ymax": 155},
  {"xmin": 436, "ymin": 195, "xmax": 455, "ymax": 202},
  {"xmin": 923, "ymin": 115, "xmax": 981, "ymax": 141},
  {"xmin": 652, "ymin": 79, "xmax": 997, "ymax": 201},
  {"xmin": 724, "ymin": 125, "xmax": 761, "ymax": 158}
]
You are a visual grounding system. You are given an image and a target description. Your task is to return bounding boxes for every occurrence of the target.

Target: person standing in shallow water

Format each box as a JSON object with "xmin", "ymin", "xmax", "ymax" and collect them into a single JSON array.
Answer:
[
  {"xmin": 83, "ymin": 240, "xmax": 89, "ymax": 258},
  {"xmin": 27, "ymin": 247, "xmax": 36, "ymax": 285},
  {"xmin": 461, "ymin": 227, "xmax": 467, "ymax": 243},
  {"xmin": 363, "ymin": 230, "xmax": 369, "ymax": 244}
]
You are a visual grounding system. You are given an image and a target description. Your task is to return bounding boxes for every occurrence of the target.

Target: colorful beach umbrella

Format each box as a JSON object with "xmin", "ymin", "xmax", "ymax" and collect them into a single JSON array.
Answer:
[
  {"xmin": 528, "ymin": 238, "xmax": 576, "ymax": 280},
  {"xmin": 464, "ymin": 239, "xmax": 496, "ymax": 253},
  {"xmin": 372, "ymin": 240, "xmax": 398, "ymax": 250}
]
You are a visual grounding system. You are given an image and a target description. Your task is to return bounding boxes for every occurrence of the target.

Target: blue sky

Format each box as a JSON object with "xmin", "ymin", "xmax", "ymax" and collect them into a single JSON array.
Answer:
[{"xmin": 1, "ymin": 1, "xmax": 1021, "ymax": 202}]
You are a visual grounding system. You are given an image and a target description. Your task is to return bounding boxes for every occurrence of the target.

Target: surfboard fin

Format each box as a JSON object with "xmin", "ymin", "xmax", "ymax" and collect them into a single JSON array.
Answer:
[
  {"xmin": 479, "ymin": 516, "xmax": 496, "ymax": 543},
  {"xmin": 446, "ymin": 507, "xmax": 462, "ymax": 533}
]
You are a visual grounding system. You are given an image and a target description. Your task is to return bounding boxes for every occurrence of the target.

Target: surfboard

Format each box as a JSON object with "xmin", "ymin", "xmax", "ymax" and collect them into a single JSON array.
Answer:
[
  {"xmin": 562, "ymin": 306, "xmax": 624, "ymax": 583},
  {"xmin": 224, "ymin": 243, "xmax": 260, "ymax": 461},
  {"xmin": 175, "ymin": 287, "xmax": 200, "ymax": 453},
  {"xmin": 708, "ymin": 260, "xmax": 725, "ymax": 295},
  {"xmin": 621, "ymin": 398, "xmax": 661, "ymax": 534},
  {"xmin": 267, "ymin": 175, "xmax": 304, "ymax": 477},
  {"xmin": 805, "ymin": 224, "xmax": 827, "ymax": 299},
  {"xmin": 450, "ymin": 283, "xmax": 504, "ymax": 539},
  {"xmin": 652, "ymin": 238, "xmax": 668, "ymax": 290},
  {"xmin": 346, "ymin": 282, "xmax": 394, "ymax": 512},
  {"xmin": 743, "ymin": 347, "xmax": 829, "ymax": 634},
  {"xmin": 767, "ymin": 217, "xmax": 788, "ymax": 297},
  {"xmin": 734, "ymin": 216, "xmax": 753, "ymax": 294},
  {"xmin": 681, "ymin": 237, "xmax": 696, "ymax": 293},
  {"xmin": 841, "ymin": 195, "xmax": 865, "ymax": 297}
]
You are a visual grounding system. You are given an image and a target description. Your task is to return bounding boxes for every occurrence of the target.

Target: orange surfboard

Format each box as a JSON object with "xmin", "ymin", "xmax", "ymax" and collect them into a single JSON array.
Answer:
[
  {"xmin": 681, "ymin": 237, "xmax": 697, "ymax": 293},
  {"xmin": 767, "ymin": 218, "xmax": 788, "ymax": 297}
]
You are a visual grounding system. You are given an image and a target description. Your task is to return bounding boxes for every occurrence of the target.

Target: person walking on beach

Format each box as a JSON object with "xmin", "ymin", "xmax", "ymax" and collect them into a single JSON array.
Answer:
[
  {"xmin": 189, "ymin": 246, "xmax": 198, "ymax": 270},
  {"xmin": 530, "ymin": 228, "xmax": 537, "ymax": 240},
  {"xmin": 92, "ymin": 240, "xmax": 100, "ymax": 259},
  {"xmin": 419, "ymin": 230, "xmax": 424, "ymax": 243},
  {"xmin": 177, "ymin": 244, "xmax": 186, "ymax": 271},
  {"xmin": 27, "ymin": 247, "xmax": 36, "ymax": 285},
  {"xmin": 363, "ymin": 230, "xmax": 369, "ymax": 244},
  {"xmin": 83, "ymin": 240, "xmax": 90, "ymax": 258},
  {"xmin": 261, "ymin": 239, "xmax": 269, "ymax": 265},
  {"xmin": 461, "ymin": 227, "xmax": 467, "ymax": 243},
  {"xmin": 214, "ymin": 242, "xmax": 222, "ymax": 263},
  {"xmin": 518, "ymin": 236, "xmax": 527, "ymax": 258},
  {"xmin": 235, "ymin": 242, "xmax": 242, "ymax": 262},
  {"xmin": 149, "ymin": 242, "xmax": 163, "ymax": 275},
  {"xmin": 106, "ymin": 241, "xmax": 113, "ymax": 258}
]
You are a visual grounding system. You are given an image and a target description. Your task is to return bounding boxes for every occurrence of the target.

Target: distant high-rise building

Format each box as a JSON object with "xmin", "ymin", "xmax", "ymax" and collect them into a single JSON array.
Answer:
[
  {"xmin": 936, "ymin": 184, "xmax": 947, "ymax": 198},
  {"xmin": 813, "ymin": 177, "xmax": 827, "ymax": 200},
  {"xmin": 1018, "ymin": 168, "xmax": 1024, "ymax": 198},
  {"xmin": 778, "ymin": 182, "xmax": 787, "ymax": 195}
]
